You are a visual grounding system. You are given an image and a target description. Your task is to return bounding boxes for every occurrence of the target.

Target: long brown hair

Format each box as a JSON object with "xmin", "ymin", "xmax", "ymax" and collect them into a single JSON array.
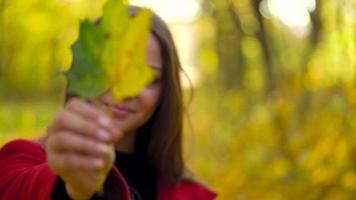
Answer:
[
  {"xmin": 65, "ymin": 6, "xmax": 186, "ymax": 185},
  {"xmin": 129, "ymin": 6, "xmax": 185, "ymax": 186}
]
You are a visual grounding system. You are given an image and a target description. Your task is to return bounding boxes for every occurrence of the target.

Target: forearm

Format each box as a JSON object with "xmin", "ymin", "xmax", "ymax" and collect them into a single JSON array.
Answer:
[
  {"xmin": 66, "ymin": 183, "xmax": 96, "ymax": 200},
  {"xmin": 52, "ymin": 177, "xmax": 104, "ymax": 200}
]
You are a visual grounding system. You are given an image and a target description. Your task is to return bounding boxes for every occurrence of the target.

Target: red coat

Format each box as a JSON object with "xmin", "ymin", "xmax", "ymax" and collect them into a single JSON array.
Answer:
[{"xmin": 0, "ymin": 139, "xmax": 217, "ymax": 200}]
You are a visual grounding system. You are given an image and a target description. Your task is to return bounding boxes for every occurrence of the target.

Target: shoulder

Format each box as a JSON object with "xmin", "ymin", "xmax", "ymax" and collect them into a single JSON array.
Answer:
[
  {"xmin": 158, "ymin": 178, "xmax": 217, "ymax": 200},
  {"xmin": 0, "ymin": 139, "xmax": 45, "ymax": 159},
  {"xmin": 0, "ymin": 139, "xmax": 57, "ymax": 200}
]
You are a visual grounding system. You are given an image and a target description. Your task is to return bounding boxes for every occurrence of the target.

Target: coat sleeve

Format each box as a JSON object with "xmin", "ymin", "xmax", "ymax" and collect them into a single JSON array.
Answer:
[
  {"xmin": 0, "ymin": 139, "xmax": 58, "ymax": 200},
  {"xmin": 0, "ymin": 139, "xmax": 131, "ymax": 200},
  {"xmin": 158, "ymin": 179, "xmax": 218, "ymax": 200}
]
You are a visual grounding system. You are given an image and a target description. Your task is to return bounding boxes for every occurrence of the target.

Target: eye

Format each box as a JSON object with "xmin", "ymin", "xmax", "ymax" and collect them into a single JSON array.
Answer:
[{"xmin": 149, "ymin": 77, "xmax": 161, "ymax": 86}]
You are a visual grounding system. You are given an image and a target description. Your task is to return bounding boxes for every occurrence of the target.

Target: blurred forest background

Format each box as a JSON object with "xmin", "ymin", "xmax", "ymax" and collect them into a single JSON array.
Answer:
[{"xmin": 1, "ymin": 0, "xmax": 356, "ymax": 199}]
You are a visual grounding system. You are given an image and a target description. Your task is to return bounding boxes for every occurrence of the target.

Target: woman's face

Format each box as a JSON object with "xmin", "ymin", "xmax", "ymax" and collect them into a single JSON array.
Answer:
[{"xmin": 96, "ymin": 34, "xmax": 163, "ymax": 134}]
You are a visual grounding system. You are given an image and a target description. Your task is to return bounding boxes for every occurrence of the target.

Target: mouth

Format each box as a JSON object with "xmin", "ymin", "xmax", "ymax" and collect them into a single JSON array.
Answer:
[{"xmin": 102, "ymin": 102, "xmax": 135, "ymax": 117}]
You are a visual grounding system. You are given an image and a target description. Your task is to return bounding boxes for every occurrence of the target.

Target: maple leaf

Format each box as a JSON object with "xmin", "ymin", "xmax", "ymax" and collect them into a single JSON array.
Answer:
[{"xmin": 65, "ymin": 0, "xmax": 154, "ymax": 101}]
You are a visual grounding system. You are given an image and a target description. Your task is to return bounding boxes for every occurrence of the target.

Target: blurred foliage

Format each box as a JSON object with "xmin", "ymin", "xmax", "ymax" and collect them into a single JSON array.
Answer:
[
  {"xmin": 186, "ymin": 0, "xmax": 356, "ymax": 199},
  {"xmin": 0, "ymin": 0, "xmax": 106, "ymax": 98},
  {"xmin": 1, "ymin": 0, "xmax": 356, "ymax": 199},
  {"xmin": 0, "ymin": 0, "xmax": 106, "ymax": 144},
  {"xmin": 0, "ymin": 99, "xmax": 61, "ymax": 143}
]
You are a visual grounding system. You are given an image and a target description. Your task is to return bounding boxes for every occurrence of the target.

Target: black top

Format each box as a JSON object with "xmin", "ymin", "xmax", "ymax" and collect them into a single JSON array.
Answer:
[
  {"xmin": 52, "ymin": 151, "xmax": 157, "ymax": 200},
  {"xmin": 115, "ymin": 151, "xmax": 157, "ymax": 200}
]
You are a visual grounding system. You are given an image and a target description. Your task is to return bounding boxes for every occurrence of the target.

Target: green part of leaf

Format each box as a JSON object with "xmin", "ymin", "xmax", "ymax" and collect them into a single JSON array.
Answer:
[{"xmin": 65, "ymin": 20, "xmax": 109, "ymax": 99}]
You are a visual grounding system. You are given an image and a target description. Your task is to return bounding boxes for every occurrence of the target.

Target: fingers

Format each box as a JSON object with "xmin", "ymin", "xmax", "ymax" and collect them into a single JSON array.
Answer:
[
  {"xmin": 66, "ymin": 98, "xmax": 113, "ymax": 130},
  {"xmin": 65, "ymin": 98, "xmax": 103, "ymax": 120},
  {"xmin": 49, "ymin": 110, "xmax": 112, "ymax": 142},
  {"xmin": 47, "ymin": 131, "xmax": 113, "ymax": 159},
  {"xmin": 46, "ymin": 130, "xmax": 115, "ymax": 190},
  {"xmin": 48, "ymin": 97, "xmax": 123, "ymax": 142},
  {"xmin": 48, "ymin": 151, "xmax": 105, "ymax": 172}
]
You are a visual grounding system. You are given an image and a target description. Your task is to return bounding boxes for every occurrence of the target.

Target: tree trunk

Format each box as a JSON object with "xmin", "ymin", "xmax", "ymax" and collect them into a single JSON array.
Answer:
[
  {"xmin": 296, "ymin": 0, "xmax": 323, "ymax": 125},
  {"xmin": 251, "ymin": 0, "xmax": 276, "ymax": 95},
  {"xmin": 212, "ymin": 0, "xmax": 245, "ymax": 90}
]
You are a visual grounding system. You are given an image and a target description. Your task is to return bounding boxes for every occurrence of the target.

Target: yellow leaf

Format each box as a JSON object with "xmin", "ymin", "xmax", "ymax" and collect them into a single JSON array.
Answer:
[{"xmin": 102, "ymin": 7, "xmax": 154, "ymax": 101}]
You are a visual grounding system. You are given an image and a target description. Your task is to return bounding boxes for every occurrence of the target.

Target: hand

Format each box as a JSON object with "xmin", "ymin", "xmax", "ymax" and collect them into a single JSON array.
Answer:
[{"xmin": 46, "ymin": 98, "xmax": 122, "ymax": 200}]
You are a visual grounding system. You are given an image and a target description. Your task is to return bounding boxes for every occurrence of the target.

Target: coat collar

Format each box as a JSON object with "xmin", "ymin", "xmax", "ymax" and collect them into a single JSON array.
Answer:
[{"xmin": 108, "ymin": 166, "xmax": 217, "ymax": 200}]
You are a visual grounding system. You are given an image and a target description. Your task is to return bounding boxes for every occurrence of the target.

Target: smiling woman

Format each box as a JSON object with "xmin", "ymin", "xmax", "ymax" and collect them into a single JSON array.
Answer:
[
  {"xmin": 94, "ymin": 34, "xmax": 163, "ymax": 153},
  {"xmin": 0, "ymin": 4, "xmax": 217, "ymax": 200}
]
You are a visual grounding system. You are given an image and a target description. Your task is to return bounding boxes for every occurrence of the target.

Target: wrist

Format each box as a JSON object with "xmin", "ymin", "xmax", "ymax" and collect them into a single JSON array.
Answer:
[{"xmin": 65, "ymin": 183, "xmax": 95, "ymax": 200}]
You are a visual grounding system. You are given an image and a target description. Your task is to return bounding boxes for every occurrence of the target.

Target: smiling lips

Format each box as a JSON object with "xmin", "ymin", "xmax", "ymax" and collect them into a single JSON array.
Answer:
[
  {"xmin": 101, "ymin": 102, "xmax": 135, "ymax": 117},
  {"xmin": 112, "ymin": 105, "xmax": 134, "ymax": 117}
]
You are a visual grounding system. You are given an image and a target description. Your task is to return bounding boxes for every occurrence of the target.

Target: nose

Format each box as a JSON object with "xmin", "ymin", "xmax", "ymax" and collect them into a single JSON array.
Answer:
[
  {"xmin": 121, "ymin": 95, "xmax": 136, "ymax": 102},
  {"xmin": 102, "ymin": 89, "xmax": 138, "ymax": 103}
]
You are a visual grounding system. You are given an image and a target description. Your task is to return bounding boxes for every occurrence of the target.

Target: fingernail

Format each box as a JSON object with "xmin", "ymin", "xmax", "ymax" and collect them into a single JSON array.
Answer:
[
  {"xmin": 95, "ymin": 160, "xmax": 104, "ymax": 169},
  {"xmin": 96, "ymin": 143, "xmax": 109, "ymax": 154},
  {"xmin": 97, "ymin": 129, "xmax": 111, "ymax": 141},
  {"xmin": 109, "ymin": 128, "xmax": 122, "ymax": 141},
  {"xmin": 98, "ymin": 116, "xmax": 111, "ymax": 128},
  {"xmin": 110, "ymin": 126, "xmax": 119, "ymax": 135}
]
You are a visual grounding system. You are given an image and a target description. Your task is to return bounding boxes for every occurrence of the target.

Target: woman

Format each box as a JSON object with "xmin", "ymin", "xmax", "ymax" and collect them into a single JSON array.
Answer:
[{"xmin": 0, "ymin": 6, "xmax": 217, "ymax": 200}]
